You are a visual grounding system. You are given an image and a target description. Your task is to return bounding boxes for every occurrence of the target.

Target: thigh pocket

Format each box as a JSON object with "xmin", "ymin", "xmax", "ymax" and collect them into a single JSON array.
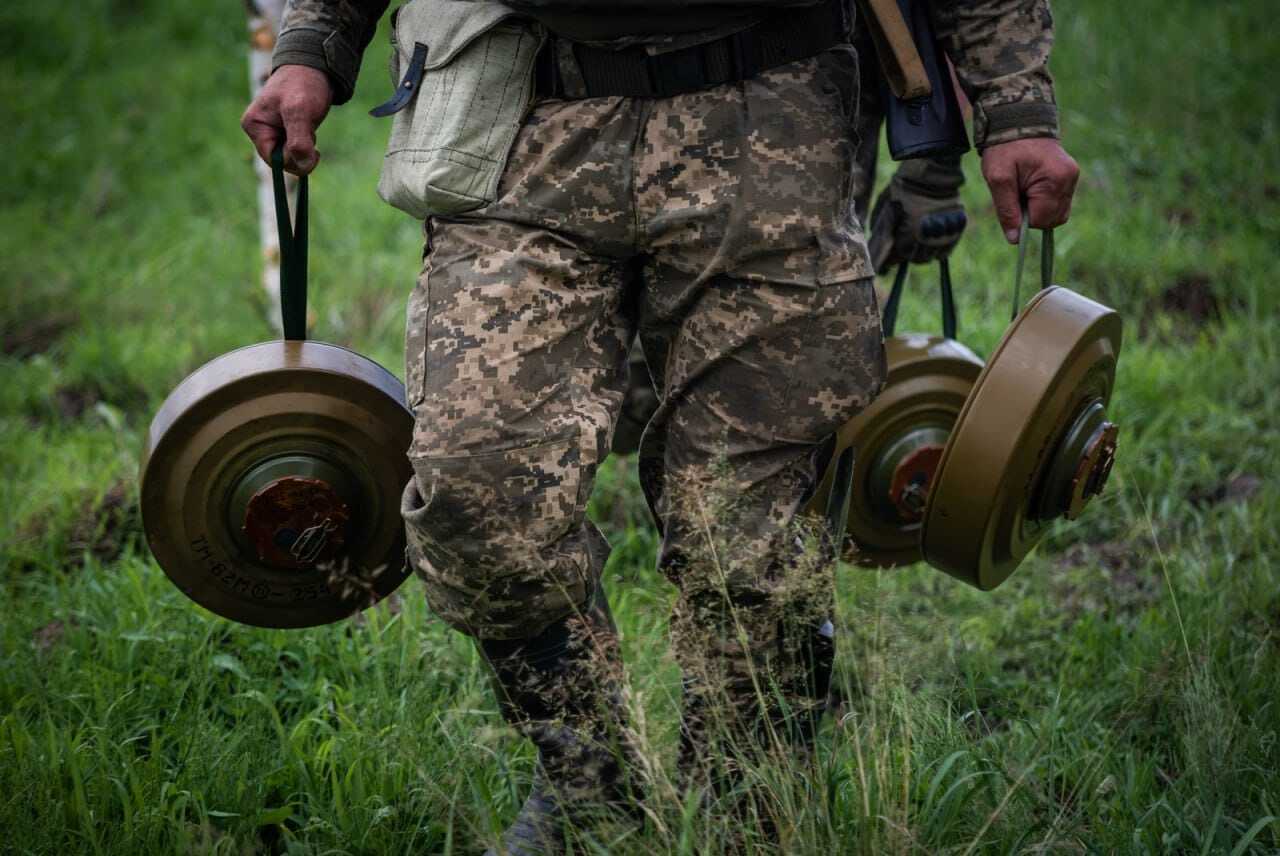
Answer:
[
  {"xmin": 406, "ymin": 437, "xmax": 589, "ymax": 576},
  {"xmin": 404, "ymin": 436, "xmax": 595, "ymax": 635},
  {"xmin": 375, "ymin": 2, "xmax": 543, "ymax": 219}
]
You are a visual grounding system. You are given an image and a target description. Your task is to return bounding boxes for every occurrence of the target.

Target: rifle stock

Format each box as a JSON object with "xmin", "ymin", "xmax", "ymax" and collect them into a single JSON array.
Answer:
[{"xmin": 860, "ymin": 0, "xmax": 970, "ymax": 160}]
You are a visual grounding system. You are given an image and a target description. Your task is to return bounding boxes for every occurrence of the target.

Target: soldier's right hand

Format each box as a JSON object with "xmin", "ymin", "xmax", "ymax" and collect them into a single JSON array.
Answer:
[{"xmin": 241, "ymin": 64, "xmax": 333, "ymax": 176}]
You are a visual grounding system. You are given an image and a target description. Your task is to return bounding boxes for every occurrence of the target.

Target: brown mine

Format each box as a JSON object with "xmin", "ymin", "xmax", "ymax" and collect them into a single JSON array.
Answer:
[
  {"xmin": 139, "ymin": 340, "xmax": 414, "ymax": 629},
  {"xmin": 922, "ymin": 286, "xmax": 1123, "ymax": 590},
  {"xmin": 807, "ymin": 333, "xmax": 983, "ymax": 569}
]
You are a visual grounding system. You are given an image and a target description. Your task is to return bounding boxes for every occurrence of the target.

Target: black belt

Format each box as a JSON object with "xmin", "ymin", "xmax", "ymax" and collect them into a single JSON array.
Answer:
[{"xmin": 535, "ymin": 0, "xmax": 850, "ymax": 99}]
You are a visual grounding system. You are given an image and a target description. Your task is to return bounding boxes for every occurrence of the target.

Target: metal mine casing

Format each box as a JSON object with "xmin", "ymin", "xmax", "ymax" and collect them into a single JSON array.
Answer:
[
  {"xmin": 922, "ymin": 286, "xmax": 1123, "ymax": 590},
  {"xmin": 140, "ymin": 340, "xmax": 414, "ymax": 628},
  {"xmin": 809, "ymin": 333, "xmax": 984, "ymax": 567}
]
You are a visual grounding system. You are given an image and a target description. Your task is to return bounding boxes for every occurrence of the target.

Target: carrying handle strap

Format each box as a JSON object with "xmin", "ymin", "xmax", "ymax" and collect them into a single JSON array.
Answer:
[
  {"xmin": 938, "ymin": 257, "xmax": 957, "ymax": 341},
  {"xmin": 1011, "ymin": 207, "xmax": 1054, "ymax": 321},
  {"xmin": 271, "ymin": 143, "xmax": 309, "ymax": 341},
  {"xmin": 881, "ymin": 262, "xmax": 908, "ymax": 338},
  {"xmin": 881, "ymin": 258, "xmax": 959, "ymax": 340}
]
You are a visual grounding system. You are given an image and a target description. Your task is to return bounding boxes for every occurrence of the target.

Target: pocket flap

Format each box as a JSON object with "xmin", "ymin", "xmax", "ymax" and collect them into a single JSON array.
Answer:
[{"xmin": 394, "ymin": 0, "xmax": 521, "ymax": 69}]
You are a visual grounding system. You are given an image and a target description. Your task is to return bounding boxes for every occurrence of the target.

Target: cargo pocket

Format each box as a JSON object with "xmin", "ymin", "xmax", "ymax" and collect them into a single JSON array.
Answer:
[
  {"xmin": 373, "ymin": 0, "xmax": 544, "ymax": 220},
  {"xmin": 402, "ymin": 436, "xmax": 593, "ymax": 639}
]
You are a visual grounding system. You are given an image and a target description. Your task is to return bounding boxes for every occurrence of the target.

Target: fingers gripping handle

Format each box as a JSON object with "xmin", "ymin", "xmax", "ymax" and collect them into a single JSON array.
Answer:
[
  {"xmin": 1011, "ymin": 208, "xmax": 1054, "ymax": 321},
  {"xmin": 271, "ymin": 144, "xmax": 309, "ymax": 341}
]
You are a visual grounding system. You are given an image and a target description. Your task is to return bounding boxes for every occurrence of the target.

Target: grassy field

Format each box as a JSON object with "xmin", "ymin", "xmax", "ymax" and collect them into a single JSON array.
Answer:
[{"xmin": 2, "ymin": 0, "xmax": 1278, "ymax": 852}]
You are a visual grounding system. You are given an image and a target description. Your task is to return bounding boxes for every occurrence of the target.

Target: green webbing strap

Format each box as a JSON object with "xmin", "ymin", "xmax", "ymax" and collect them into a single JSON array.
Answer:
[
  {"xmin": 881, "ymin": 262, "xmax": 909, "ymax": 337},
  {"xmin": 938, "ymin": 257, "xmax": 957, "ymax": 341},
  {"xmin": 271, "ymin": 144, "xmax": 309, "ymax": 341},
  {"xmin": 1012, "ymin": 208, "xmax": 1054, "ymax": 321},
  {"xmin": 824, "ymin": 445, "xmax": 856, "ymax": 554},
  {"xmin": 881, "ymin": 259, "xmax": 959, "ymax": 340}
]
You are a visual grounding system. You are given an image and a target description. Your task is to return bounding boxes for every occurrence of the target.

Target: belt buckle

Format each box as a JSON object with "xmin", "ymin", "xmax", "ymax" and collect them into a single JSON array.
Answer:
[{"xmin": 649, "ymin": 46, "xmax": 708, "ymax": 96}]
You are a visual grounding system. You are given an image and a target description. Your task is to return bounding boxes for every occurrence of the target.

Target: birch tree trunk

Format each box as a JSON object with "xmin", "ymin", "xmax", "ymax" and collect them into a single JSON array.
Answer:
[{"xmin": 247, "ymin": 0, "xmax": 295, "ymax": 334}]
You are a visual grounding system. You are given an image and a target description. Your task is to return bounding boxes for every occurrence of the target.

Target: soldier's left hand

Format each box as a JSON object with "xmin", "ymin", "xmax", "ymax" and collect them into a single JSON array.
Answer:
[
  {"xmin": 867, "ymin": 156, "xmax": 968, "ymax": 274},
  {"xmin": 981, "ymin": 137, "xmax": 1080, "ymax": 242}
]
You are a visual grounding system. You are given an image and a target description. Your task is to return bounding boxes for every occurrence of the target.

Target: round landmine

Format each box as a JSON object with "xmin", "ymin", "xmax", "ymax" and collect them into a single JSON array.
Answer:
[
  {"xmin": 921, "ymin": 286, "xmax": 1122, "ymax": 590},
  {"xmin": 808, "ymin": 334, "xmax": 983, "ymax": 567},
  {"xmin": 140, "ymin": 340, "xmax": 414, "ymax": 628}
]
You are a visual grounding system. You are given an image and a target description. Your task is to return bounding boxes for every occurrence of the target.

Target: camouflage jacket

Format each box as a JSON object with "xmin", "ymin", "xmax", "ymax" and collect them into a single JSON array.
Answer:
[{"xmin": 272, "ymin": 0, "xmax": 1059, "ymax": 149}]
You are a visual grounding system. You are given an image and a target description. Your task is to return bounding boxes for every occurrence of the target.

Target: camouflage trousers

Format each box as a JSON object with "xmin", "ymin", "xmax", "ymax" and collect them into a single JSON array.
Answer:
[
  {"xmin": 612, "ymin": 22, "xmax": 887, "ymax": 456},
  {"xmin": 401, "ymin": 50, "xmax": 886, "ymax": 733}
]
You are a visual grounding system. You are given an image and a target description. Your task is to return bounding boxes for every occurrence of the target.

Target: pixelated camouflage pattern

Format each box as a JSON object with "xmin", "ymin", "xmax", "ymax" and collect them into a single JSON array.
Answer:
[
  {"xmin": 932, "ymin": 0, "xmax": 1060, "ymax": 148},
  {"xmin": 274, "ymin": 0, "xmax": 1058, "ymax": 141},
  {"xmin": 614, "ymin": 35, "xmax": 964, "ymax": 446},
  {"xmin": 401, "ymin": 55, "xmax": 884, "ymax": 739}
]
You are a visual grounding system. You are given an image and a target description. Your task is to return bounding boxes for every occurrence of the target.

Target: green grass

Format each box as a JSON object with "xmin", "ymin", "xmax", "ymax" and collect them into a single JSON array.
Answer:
[{"xmin": 2, "ymin": 0, "xmax": 1278, "ymax": 852}]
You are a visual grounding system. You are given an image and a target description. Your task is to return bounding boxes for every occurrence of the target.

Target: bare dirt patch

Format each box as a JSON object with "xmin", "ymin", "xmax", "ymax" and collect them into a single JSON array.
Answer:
[
  {"xmin": 32, "ymin": 378, "xmax": 148, "ymax": 426},
  {"xmin": 1188, "ymin": 473, "xmax": 1262, "ymax": 509},
  {"xmin": 67, "ymin": 481, "xmax": 142, "ymax": 564},
  {"xmin": 1053, "ymin": 538, "xmax": 1162, "ymax": 621},
  {"xmin": 1161, "ymin": 273, "xmax": 1223, "ymax": 324},
  {"xmin": 1140, "ymin": 273, "xmax": 1242, "ymax": 341},
  {"xmin": 2, "ymin": 313, "xmax": 77, "ymax": 358},
  {"xmin": 1056, "ymin": 540, "xmax": 1145, "ymax": 575},
  {"xmin": 52, "ymin": 384, "xmax": 101, "ymax": 420},
  {"xmin": 13, "ymin": 482, "xmax": 141, "ymax": 572},
  {"xmin": 33, "ymin": 619, "xmax": 73, "ymax": 654}
]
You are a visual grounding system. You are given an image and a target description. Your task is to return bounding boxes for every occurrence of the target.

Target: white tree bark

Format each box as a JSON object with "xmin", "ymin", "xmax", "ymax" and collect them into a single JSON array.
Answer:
[{"xmin": 247, "ymin": 0, "xmax": 296, "ymax": 334}]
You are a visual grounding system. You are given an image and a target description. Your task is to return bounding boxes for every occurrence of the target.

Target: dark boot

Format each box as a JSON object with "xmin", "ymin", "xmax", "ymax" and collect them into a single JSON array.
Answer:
[
  {"xmin": 673, "ymin": 618, "xmax": 836, "ymax": 850},
  {"xmin": 677, "ymin": 617, "xmax": 835, "ymax": 771},
  {"xmin": 483, "ymin": 766, "xmax": 560, "ymax": 856},
  {"xmin": 480, "ymin": 586, "xmax": 641, "ymax": 856}
]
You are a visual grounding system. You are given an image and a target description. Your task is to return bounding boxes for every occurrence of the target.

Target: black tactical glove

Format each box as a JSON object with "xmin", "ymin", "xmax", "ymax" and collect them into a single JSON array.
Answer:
[{"xmin": 867, "ymin": 155, "xmax": 967, "ymax": 274}]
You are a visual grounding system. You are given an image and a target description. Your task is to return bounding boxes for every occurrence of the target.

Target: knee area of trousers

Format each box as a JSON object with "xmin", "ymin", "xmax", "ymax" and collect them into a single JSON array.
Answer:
[
  {"xmin": 404, "ymin": 435, "xmax": 590, "ymax": 554},
  {"xmin": 400, "ymin": 475, "xmax": 594, "ymax": 641}
]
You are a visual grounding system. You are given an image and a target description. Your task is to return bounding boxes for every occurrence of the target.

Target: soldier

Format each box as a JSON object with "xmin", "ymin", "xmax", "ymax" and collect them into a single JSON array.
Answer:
[{"xmin": 242, "ymin": 1, "xmax": 1079, "ymax": 852}]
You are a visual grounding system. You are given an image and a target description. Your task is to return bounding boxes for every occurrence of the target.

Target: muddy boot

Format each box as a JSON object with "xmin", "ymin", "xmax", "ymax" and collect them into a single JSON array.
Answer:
[{"xmin": 480, "ymin": 586, "xmax": 641, "ymax": 856}]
